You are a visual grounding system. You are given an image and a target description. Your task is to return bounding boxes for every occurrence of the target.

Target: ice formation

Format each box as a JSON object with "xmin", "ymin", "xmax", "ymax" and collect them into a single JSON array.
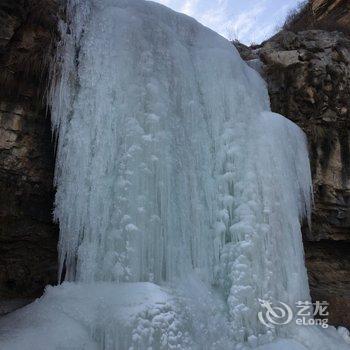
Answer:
[{"xmin": 0, "ymin": 0, "xmax": 349, "ymax": 349}]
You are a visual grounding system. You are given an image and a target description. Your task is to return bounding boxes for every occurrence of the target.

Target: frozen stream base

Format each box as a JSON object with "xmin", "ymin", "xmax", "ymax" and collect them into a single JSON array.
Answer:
[{"xmin": 0, "ymin": 281, "xmax": 349, "ymax": 350}]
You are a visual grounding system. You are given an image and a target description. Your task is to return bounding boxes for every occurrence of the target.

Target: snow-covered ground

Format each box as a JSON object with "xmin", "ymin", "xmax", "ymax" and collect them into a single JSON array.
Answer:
[
  {"xmin": 0, "ymin": 283, "xmax": 190, "ymax": 350},
  {"xmin": 0, "ymin": 282, "xmax": 348, "ymax": 349}
]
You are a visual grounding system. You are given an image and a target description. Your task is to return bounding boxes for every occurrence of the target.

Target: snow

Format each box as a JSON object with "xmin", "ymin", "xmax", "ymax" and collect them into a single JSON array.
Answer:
[
  {"xmin": 257, "ymin": 339, "xmax": 308, "ymax": 350},
  {"xmin": 0, "ymin": 283, "xmax": 192, "ymax": 350},
  {"xmin": 0, "ymin": 0, "xmax": 349, "ymax": 349},
  {"xmin": 0, "ymin": 299, "xmax": 32, "ymax": 317},
  {"xmin": 339, "ymin": 327, "xmax": 350, "ymax": 344}
]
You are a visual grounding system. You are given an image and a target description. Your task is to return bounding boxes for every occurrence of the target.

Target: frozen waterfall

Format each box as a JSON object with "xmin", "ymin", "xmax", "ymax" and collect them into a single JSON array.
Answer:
[{"xmin": 0, "ymin": 0, "xmax": 349, "ymax": 349}]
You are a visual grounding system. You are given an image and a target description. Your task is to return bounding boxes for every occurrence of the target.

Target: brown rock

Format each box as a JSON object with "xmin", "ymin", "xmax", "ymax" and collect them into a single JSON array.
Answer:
[
  {"xmin": 261, "ymin": 30, "xmax": 350, "ymax": 327},
  {"xmin": 305, "ymin": 241, "xmax": 350, "ymax": 327},
  {"xmin": 235, "ymin": 28, "xmax": 350, "ymax": 327},
  {"xmin": 0, "ymin": 129, "xmax": 17, "ymax": 149},
  {"xmin": 0, "ymin": 1, "xmax": 58, "ymax": 300},
  {"xmin": 311, "ymin": 0, "xmax": 350, "ymax": 29},
  {"xmin": 260, "ymin": 49, "xmax": 301, "ymax": 67}
]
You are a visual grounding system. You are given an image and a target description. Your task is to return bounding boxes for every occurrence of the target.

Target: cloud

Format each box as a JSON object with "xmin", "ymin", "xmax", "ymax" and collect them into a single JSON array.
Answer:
[
  {"xmin": 228, "ymin": 2, "xmax": 267, "ymax": 42},
  {"xmin": 193, "ymin": 0, "xmax": 269, "ymax": 43},
  {"xmin": 152, "ymin": 0, "xmax": 299, "ymax": 44},
  {"xmin": 154, "ymin": 0, "xmax": 172, "ymax": 5},
  {"xmin": 180, "ymin": 0, "xmax": 200, "ymax": 16}
]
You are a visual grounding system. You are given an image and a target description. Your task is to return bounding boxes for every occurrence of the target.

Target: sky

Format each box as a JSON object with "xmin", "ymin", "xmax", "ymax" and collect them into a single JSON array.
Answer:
[{"xmin": 153, "ymin": 0, "xmax": 300, "ymax": 44}]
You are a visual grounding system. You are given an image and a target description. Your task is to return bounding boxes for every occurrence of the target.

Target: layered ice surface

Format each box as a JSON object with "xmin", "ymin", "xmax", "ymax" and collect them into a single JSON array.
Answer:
[
  {"xmin": 0, "ymin": 283, "xmax": 193, "ymax": 350},
  {"xmin": 0, "ymin": 282, "xmax": 348, "ymax": 350},
  {"xmin": 0, "ymin": 0, "xmax": 349, "ymax": 349}
]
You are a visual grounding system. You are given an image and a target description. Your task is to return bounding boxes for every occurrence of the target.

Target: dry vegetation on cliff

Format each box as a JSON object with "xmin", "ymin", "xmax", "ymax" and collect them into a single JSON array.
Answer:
[
  {"xmin": 283, "ymin": 0, "xmax": 350, "ymax": 36},
  {"xmin": 0, "ymin": 0, "xmax": 58, "ymax": 104}
]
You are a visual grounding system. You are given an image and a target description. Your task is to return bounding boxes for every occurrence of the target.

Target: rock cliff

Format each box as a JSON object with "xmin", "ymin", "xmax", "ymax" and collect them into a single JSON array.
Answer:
[
  {"xmin": 0, "ymin": 0, "xmax": 58, "ymax": 307},
  {"xmin": 312, "ymin": 0, "xmax": 350, "ymax": 29},
  {"xmin": 236, "ymin": 29, "xmax": 350, "ymax": 327}
]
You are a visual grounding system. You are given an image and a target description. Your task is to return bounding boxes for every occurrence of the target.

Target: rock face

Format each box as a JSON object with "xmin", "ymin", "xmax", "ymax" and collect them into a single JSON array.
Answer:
[
  {"xmin": 0, "ymin": 0, "xmax": 58, "ymax": 302},
  {"xmin": 312, "ymin": 0, "xmax": 350, "ymax": 29},
  {"xmin": 259, "ymin": 30, "xmax": 350, "ymax": 243},
  {"xmin": 236, "ymin": 29, "xmax": 350, "ymax": 327}
]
